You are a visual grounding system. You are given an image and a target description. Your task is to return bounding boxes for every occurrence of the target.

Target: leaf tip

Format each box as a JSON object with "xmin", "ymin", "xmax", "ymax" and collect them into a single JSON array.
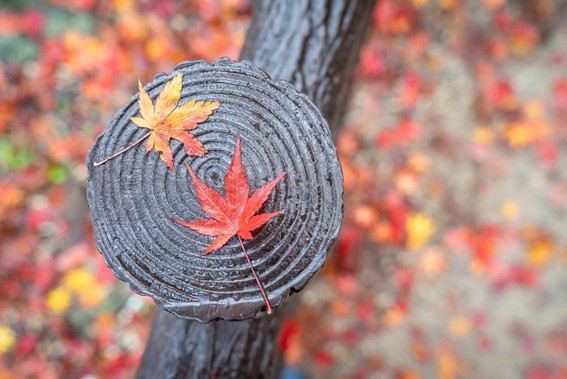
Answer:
[
  {"xmin": 274, "ymin": 171, "xmax": 287, "ymax": 183},
  {"xmin": 137, "ymin": 79, "xmax": 146, "ymax": 95},
  {"xmin": 171, "ymin": 218, "xmax": 183, "ymax": 226},
  {"xmin": 161, "ymin": 157, "xmax": 174, "ymax": 170}
]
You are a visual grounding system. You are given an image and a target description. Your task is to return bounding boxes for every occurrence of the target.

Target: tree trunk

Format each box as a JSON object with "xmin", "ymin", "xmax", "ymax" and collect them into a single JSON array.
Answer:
[
  {"xmin": 136, "ymin": 1, "xmax": 374, "ymax": 378},
  {"xmin": 241, "ymin": 0, "xmax": 375, "ymax": 134},
  {"xmin": 136, "ymin": 309, "xmax": 285, "ymax": 379}
]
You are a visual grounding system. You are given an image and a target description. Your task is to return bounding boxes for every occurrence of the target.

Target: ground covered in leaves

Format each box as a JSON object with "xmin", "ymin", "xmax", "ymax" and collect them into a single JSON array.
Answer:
[{"xmin": 1, "ymin": 1, "xmax": 567, "ymax": 378}]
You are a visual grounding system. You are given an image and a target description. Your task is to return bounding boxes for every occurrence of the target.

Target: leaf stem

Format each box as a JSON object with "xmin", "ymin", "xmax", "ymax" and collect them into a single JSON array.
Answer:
[
  {"xmin": 238, "ymin": 236, "xmax": 272, "ymax": 315},
  {"xmin": 93, "ymin": 132, "xmax": 151, "ymax": 167}
]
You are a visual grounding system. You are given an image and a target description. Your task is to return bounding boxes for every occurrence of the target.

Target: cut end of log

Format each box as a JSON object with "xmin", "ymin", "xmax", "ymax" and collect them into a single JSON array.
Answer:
[{"xmin": 86, "ymin": 58, "xmax": 343, "ymax": 322}]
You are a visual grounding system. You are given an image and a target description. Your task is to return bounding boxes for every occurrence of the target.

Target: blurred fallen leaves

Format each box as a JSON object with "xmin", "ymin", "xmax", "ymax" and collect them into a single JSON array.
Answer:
[{"xmin": 406, "ymin": 213, "xmax": 436, "ymax": 250}]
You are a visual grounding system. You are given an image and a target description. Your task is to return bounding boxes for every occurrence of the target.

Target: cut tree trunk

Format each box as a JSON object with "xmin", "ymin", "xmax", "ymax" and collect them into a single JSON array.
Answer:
[
  {"xmin": 241, "ymin": 0, "xmax": 375, "ymax": 134},
  {"xmin": 135, "ymin": 1, "xmax": 374, "ymax": 378}
]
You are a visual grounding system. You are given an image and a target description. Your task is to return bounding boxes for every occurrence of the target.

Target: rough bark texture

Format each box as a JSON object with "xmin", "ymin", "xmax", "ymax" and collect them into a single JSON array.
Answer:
[
  {"xmin": 136, "ymin": 1, "xmax": 374, "ymax": 378},
  {"xmin": 241, "ymin": 0, "xmax": 375, "ymax": 134},
  {"xmin": 137, "ymin": 309, "xmax": 285, "ymax": 379}
]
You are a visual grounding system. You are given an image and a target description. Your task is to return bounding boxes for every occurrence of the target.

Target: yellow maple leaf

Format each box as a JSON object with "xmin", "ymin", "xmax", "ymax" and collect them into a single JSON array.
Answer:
[
  {"xmin": 406, "ymin": 212, "xmax": 436, "ymax": 250},
  {"xmin": 503, "ymin": 122, "xmax": 534, "ymax": 147},
  {"xmin": 47, "ymin": 287, "xmax": 71, "ymax": 314},
  {"xmin": 62, "ymin": 267, "xmax": 106, "ymax": 308},
  {"xmin": 527, "ymin": 239, "xmax": 553, "ymax": 267},
  {"xmin": 94, "ymin": 72, "xmax": 220, "ymax": 170},
  {"xmin": 63, "ymin": 267, "xmax": 95, "ymax": 293},
  {"xmin": 0, "ymin": 325, "xmax": 16, "ymax": 354},
  {"xmin": 112, "ymin": 0, "xmax": 133, "ymax": 12}
]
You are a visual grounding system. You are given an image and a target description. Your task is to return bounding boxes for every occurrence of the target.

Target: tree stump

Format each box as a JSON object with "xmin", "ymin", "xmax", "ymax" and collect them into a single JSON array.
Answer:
[{"xmin": 87, "ymin": 58, "xmax": 343, "ymax": 322}]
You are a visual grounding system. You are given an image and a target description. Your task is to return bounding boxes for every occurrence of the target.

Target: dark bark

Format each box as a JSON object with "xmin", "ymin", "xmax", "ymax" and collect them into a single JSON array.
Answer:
[
  {"xmin": 135, "ymin": 1, "xmax": 374, "ymax": 378},
  {"xmin": 136, "ymin": 309, "xmax": 285, "ymax": 379},
  {"xmin": 241, "ymin": 0, "xmax": 375, "ymax": 134}
]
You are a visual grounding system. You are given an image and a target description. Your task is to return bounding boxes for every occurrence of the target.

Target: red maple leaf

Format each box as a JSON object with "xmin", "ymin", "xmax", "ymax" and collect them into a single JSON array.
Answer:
[{"xmin": 174, "ymin": 135, "xmax": 286, "ymax": 313}]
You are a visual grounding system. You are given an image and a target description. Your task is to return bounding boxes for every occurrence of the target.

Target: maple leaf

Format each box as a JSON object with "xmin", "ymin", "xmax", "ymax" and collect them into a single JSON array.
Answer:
[
  {"xmin": 174, "ymin": 135, "xmax": 286, "ymax": 314},
  {"xmin": 94, "ymin": 72, "xmax": 220, "ymax": 169},
  {"xmin": 406, "ymin": 212, "xmax": 436, "ymax": 250}
]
